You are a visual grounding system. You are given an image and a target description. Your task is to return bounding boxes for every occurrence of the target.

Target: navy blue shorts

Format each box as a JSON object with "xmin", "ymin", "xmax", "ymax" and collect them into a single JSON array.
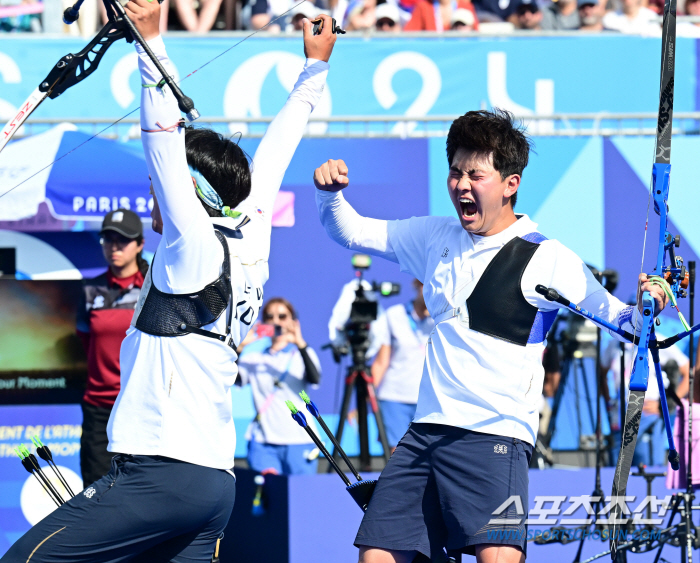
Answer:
[
  {"xmin": 1, "ymin": 454, "xmax": 235, "ymax": 563},
  {"xmin": 355, "ymin": 423, "xmax": 532, "ymax": 560}
]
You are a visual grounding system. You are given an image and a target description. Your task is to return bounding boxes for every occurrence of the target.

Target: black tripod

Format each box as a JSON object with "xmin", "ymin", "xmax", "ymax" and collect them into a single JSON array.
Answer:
[
  {"xmin": 330, "ymin": 275, "xmax": 393, "ymax": 472},
  {"xmin": 334, "ymin": 326, "xmax": 392, "ymax": 471},
  {"xmin": 543, "ymin": 321, "xmax": 601, "ymax": 457}
]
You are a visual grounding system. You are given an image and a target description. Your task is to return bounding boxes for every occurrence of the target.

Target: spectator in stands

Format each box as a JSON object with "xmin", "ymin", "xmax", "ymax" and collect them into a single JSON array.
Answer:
[
  {"xmin": 345, "ymin": 0, "xmax": 377, "ymax": 30},
  {"xmin": 250, "ymin": 0, "xmax": 322, "ymax": 30},
  {"xmin": 170, "ymin": 0, "xmax": 223, "ymax": 31},
  {"xmin": 237, "ymin": 298, "xmax": 323, "ymax": 475},
  {"xmin": 249, "ymin": 0, "xmax": 277, "ymax": 30},
  {"xmin": 513, "ymin": 0, "xmax": 542, "ymax": 29},
  {"xmin": 375, "ymin": 1, "xmax": 402, "ymax": 30},
  {"xmin": 602, "ymin": 0, "xmax": 661, "ymax": 34},
  {"xmin": 450, "ymin": 7, "xmax": 476, "ymax": 28},
  {"xmin": 405, "ymin": 0, "xmax": 478, "ymax": 30},
  {"xmin": 371, "ymin": 280, "xmax": 434, "ymax": 450},
  {"xmin": 541, "ymin": 0, "xmax": 580, "ymax": 30},
  {"xmin": 289, "ymin": 2, "xmax": 328, "ymax": 30},
  {"xmin": 471, "ymin": 0, "xmax": 521, "ymax": 22},
  {"xmin": 76, "ymin": 209, "xmax": 148, "ymax": 488},
  {"xmin": 578, "ymin": 0, "xmax": 604, "ymax": 30},
  {"xmin": 0, "ymin": 0, "xmax": 42, "ymax": 32},
  {"xmin": 678, "ymin": 0, "xmax": 700, "ymax": 36}
]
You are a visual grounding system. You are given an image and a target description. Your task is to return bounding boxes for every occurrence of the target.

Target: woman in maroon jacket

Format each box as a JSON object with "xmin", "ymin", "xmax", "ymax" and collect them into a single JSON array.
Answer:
[{"xmin": 76, "ymin": 209, "xmax": 148, "ymax": 487}]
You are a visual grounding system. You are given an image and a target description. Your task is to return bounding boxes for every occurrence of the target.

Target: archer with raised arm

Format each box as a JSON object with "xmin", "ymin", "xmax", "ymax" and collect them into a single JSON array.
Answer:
[
  {"xmin": 1, "ymin": 5, "xmax": 336, "ymax": 562},
  {"xmin": 313, "ymin": 110, "xmax": 668, "ymax": 563}
]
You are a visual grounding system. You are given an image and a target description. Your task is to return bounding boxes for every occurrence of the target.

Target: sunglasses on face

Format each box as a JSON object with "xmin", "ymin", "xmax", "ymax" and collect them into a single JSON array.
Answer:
[
  {"xmin": 263, "ymin": 313, "xmax": 289, "ymax": 321},
  {"xmin": 100, "ymin": 233, "xmax": 135, "ymax": 246},
  {"xmin": 377, "ymin": 18, "xmax": 396, "ymax": 27}
]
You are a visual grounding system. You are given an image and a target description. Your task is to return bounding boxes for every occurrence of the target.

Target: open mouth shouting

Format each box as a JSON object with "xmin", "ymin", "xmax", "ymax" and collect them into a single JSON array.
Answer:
[{"xmin": 459, "ymin": 196, "xmax": 477, "ymax": 219}]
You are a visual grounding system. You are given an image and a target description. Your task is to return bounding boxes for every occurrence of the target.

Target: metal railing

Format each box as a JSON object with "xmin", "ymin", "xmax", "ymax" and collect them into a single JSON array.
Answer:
[{"xmin": 14, "ymin": 113, "xmax": 700, "ymax": 139}]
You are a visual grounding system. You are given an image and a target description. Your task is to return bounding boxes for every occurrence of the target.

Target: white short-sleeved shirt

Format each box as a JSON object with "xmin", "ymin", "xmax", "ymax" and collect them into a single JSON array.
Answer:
[
  {"xmin": 386, "ymin": 214, "xmax": 630, "ymax": 446},
  {"xmin": 237, "ymin": 339, "xmax": 321, "ymax": 445},
  {"xmin": 602, "ymin": 335, "xmax": 688, "ymax": 403},
  {"xmin": 373, "ymin": 302, "xmax": 434, "ymax": 404}
]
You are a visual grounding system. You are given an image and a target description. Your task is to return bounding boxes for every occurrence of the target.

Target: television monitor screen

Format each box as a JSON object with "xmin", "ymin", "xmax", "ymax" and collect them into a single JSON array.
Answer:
[{"xmin": 0, "ymin": 280, "xmax": 87, "ymax": 404}]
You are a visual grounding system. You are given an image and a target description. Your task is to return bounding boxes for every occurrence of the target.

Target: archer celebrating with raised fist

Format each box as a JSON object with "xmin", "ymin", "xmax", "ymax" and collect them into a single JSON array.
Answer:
[
  {"xmin": 2, "ymin": 5, "xmax": 336, "ymax": 563},
  {"xmin": 313, "ymin": 110, "xmax": 668, "ymax": 563}
]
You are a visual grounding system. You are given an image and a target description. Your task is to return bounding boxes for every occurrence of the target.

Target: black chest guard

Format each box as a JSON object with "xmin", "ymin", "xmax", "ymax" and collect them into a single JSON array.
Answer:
[
  {"xmin": 134, "ymin": 228, "xmax": 234, "ymax": 346},
  {"xmin": 466, "ymin": 232, "xmax": 556, "ymax": 347}
]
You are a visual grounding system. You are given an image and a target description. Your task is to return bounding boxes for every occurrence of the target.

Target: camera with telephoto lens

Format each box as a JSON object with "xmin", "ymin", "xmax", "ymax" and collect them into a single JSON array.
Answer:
[{"xmin": 328, "ymin": 254, "xmax": 400, "ymax": 365}]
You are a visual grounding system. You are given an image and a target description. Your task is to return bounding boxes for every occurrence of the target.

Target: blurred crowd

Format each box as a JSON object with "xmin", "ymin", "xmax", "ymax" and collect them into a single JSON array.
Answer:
[{"xmin": 3, "ymin": 0, "xmax": 700, "ymax": 35}]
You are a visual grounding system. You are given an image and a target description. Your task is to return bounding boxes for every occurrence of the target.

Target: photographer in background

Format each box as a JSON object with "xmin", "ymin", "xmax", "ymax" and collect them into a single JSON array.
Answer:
[
  {"xmin": 328, "ymin": 277, "xmax": 386, "ymax": 359},
  {"xmin": 76, "ymin": 209, "xmax": 148, "ymax": 488},
  {"xmin": 237, "ymin": 298, "xmax": 323, "ymax": 475},
  {"xmin": 371, "ymin": 279, "xmax": 434, "ymax": 450}
]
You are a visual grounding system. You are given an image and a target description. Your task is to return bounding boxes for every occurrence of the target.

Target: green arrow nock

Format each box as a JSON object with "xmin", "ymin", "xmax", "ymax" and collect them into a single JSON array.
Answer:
[
  {"xmin": 14, "ymin": 447, "xmax": 25, "ymax": 460},
  {"xmin": 299, "ymin": 391, "xmax": 311, "ymax": 404},
  {"xmin": 32, "ymin": 436, "xmax": 44, "ymax": 448},
  {"xmin": 285, "ymin": 400, "xmax": 299, "ymax": 414},
  {"xmin": 20, "ymin": 444, "xmax": 32, "ymax": 457}
]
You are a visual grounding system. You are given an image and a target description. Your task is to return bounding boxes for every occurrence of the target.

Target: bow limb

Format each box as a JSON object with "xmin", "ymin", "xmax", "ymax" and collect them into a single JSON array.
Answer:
[
  {"xmin": 610, "ymin": 0, "xmax": 679, "ymax": 558},
  {"xmin": 0, "ymin": 0, "xmax": 199, "ymax": 159},
  {"xmin": 0, "ymin": 17, "xmax": 129, "ymax": 155}
]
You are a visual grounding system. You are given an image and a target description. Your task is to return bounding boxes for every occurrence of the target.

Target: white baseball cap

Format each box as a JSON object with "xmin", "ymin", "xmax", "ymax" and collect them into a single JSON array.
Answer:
[
  {"xmin": 451, "ymin": 7, "xmax": 475, "ymax": 26},
  {"xmin": 375, "ymin": 2, "xmax": 401, "ymax": 23}
]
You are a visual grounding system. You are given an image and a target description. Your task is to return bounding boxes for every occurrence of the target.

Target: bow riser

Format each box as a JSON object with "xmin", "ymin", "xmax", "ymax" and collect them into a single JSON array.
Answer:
[{"xmin": 628, "ymin": 295, "xmax": 654, "ymax": 392}]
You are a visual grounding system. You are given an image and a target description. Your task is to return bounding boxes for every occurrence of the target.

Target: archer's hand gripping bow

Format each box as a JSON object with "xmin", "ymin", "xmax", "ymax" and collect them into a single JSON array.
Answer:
[{"xmin": 0, "ymin": 0, "xmax": 199, "ymax": 154}]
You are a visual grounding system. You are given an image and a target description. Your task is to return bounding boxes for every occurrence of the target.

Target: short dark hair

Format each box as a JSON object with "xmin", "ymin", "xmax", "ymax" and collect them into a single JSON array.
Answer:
[
  {"xmin": 184, "ymin": 127, "xmax": 252, "ymax": 217},
  {"xmin": 446, "ymin": 109, "xmax": 533, "ymax": 207}
]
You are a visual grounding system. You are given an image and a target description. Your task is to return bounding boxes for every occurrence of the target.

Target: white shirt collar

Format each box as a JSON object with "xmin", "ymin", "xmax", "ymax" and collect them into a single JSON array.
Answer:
[{"xmin": 467, "ymin": 214, "xmax": 539, "ymax": 250}]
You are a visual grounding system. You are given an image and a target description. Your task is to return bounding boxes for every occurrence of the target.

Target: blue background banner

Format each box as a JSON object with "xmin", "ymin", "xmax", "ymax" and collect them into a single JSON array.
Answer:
[{"xmin": 0, "ymin": 36, "xmax": 698, "ymax": 123}]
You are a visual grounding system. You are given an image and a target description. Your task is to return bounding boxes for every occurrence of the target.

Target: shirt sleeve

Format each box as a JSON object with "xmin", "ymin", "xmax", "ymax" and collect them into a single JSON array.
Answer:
[
  {"xmin": 246, "ymin": 59, "xmax": 329, "ymax": 222},
  {"xmin": 300, "ymin": 346, "xmax": 322, "ymax": 385},
  {"xmin": 404, "ymin": 1, "xmax": 428, "ymax": 30},
  {"xmin": 316, "ymin": 190, "xmax": 398, "ymax": 262},
  {"xmin": 236, "ymin": 357, "xmax": 252, "ymax": 386},
  {"xmin": 388, "ymin": 215, "xmax": 448, "ymax": 283},
  {"xmin": 370, "ymin": 309, "xmax": 391, "ymax": 348},
  {"xmin": 137, "ymin": 36, "xmax": 222, "ymax": 293},
  {"xmin": 522, "ymin": 240, "xmax": 639, "ymax": 340}
]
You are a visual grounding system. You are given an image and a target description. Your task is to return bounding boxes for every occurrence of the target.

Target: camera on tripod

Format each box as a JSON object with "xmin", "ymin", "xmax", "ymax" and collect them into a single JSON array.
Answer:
[
  {"xmin": 332, "ymin": 254, "xmax": 400, "ymax": 364},
  {"xmin": 326, "ymin": 254, "xmax": 400, "ymax": 471}
]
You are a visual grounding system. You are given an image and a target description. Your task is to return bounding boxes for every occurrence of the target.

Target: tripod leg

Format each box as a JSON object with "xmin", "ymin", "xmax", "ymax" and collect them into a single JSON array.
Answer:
[
  {"xmin": 545, "ymin": 356, "xmax": 571, "ymax": 448},
  {"xmin": 362, "ymin": 371, "xmax": 392, "ymax": 464},
  {"xmin": 653, "ymin": 494, "xmax": 681, "ymax": 563},
  {"xmin": 356, "ymin": 372, "xmax": 371, "ymax": 471},
  {"xmin": 330, "ymin": 370, "xmax": 356, "ymax": 474}
]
